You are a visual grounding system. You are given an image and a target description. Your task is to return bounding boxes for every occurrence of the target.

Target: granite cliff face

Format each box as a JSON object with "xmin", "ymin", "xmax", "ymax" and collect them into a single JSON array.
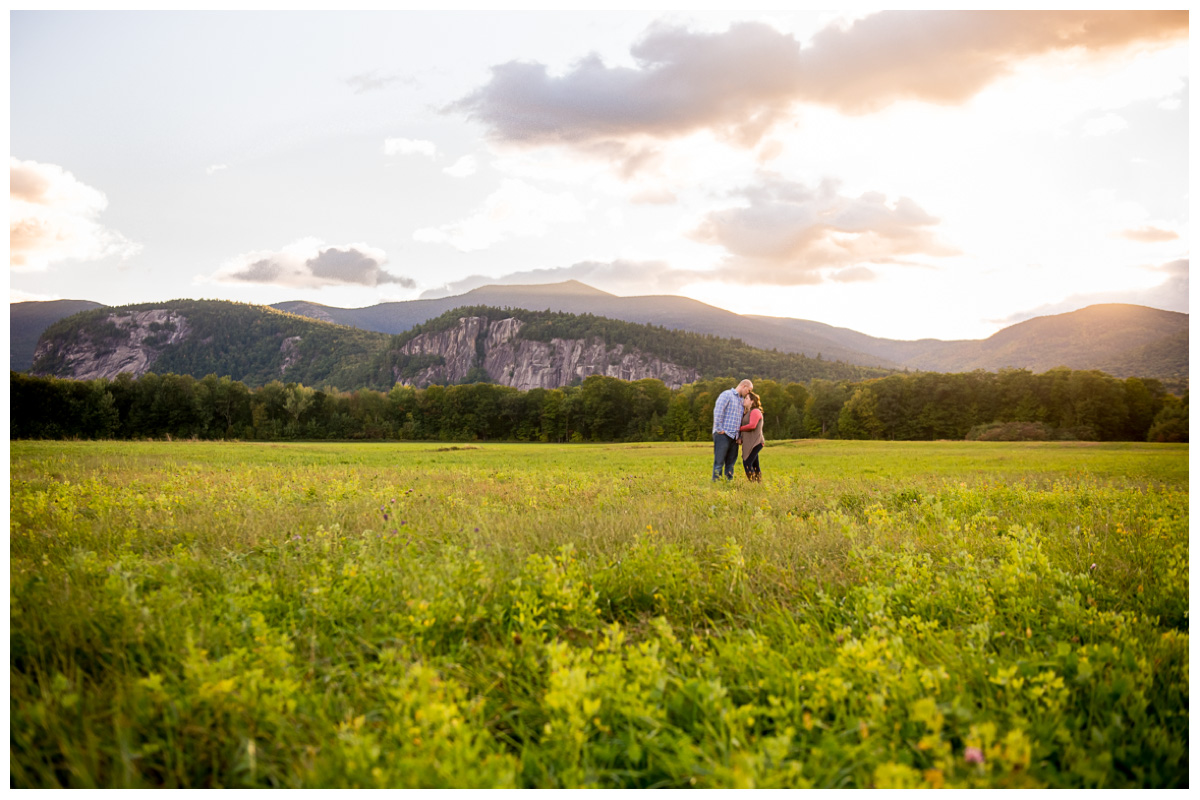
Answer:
[
  {"xmin": 396, "ymin": 316, "xmax": 699, "ymax": 390},
  {"xmin": 31, "ymin": 309, "xmax": 193, "ymax": 381}
]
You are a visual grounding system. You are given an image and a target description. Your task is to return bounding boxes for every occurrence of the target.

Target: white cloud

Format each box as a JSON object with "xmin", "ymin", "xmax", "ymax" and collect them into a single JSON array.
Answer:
[
  {"xmin": 345, "ymin": 70, "xmax": 407, "ymax": 94},
  {"xmin": 206, "ymin": 164, "xmax": 228, "ymax": 175},
  {"xmin": 10, "ymin": 288, "xmax": 63, "ymax": 302},
  {"xmin": 413, "ymin": 179, "xmax": 585, "ymax": 251},
  {"xmin": 443, "ymin": 155, "xmax": 478, "ymax": 177},
  {"xmin": 1082, "ymin": 113, "xmax": 1128, "ymax": 136},
  {"xmin": 383, "ymin": 137, "xmax": 438, "ymax": 157},
  {"xmin": 448, "ymin": 12, "xmax": 1186, "ymax": 157},
  {"xmin": 9, "ymin": 157, "xmax": 141, "ymax": 272},
  {"xmin": 689, "ymin": 175, "xmax": 958, "ymax": 283},
  {"xmin": 208, "ymin": 238, "xmax": 414, "ymax": 289},
  {"xmin": 1158, "ymin": 95, "xmax": 1182, "ymax": 111}
]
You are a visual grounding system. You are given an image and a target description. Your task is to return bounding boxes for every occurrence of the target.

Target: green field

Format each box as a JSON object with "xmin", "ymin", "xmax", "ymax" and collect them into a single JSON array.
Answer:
[{"xmin": 9, "ymin": 440, "xmax": 1189, "ymax": 788}]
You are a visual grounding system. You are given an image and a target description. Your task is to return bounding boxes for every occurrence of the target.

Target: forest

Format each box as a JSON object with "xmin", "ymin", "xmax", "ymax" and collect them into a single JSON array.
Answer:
[{"xmin": 10, "ymin": 366, "xmax": 1188, "ymax": 444}]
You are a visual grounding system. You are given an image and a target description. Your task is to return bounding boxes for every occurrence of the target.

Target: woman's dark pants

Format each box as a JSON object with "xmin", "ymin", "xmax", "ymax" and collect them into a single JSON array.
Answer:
[{"xmin": 743, "ymin": 444, "xmax": 763, "ymax": 478}]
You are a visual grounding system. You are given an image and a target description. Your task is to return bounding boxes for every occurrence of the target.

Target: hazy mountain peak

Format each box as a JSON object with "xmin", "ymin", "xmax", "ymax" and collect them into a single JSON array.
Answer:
[{"xmin": 460, "ymin": 280, "xmax": 615, "ymax": 298}]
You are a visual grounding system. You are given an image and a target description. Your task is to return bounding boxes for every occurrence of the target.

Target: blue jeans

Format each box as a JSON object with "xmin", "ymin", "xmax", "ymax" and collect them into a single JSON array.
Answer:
[{"xmin": 712, "ymin": 432, "xmax": 738, "ymax": 481}]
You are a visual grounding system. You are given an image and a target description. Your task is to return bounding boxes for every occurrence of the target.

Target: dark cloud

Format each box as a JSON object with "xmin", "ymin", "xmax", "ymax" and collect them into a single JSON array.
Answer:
[
  {"xmin": 231, "ymin": 258, "xmax": 284, "ymax": 282},
  {"xmin": 306, "ymin": 247, "xmax": 414, "ymax": 287},
  {"xmin": 446, "ymin": 21, "xmax": 803, "ymax": 148},
  {"xmin": 690, "ymin": 176, "xmax": 957, "ymax": 282},
  {"xmin": 448, "ymin": 11, "xmax": 1187, "ymax": 153},
  {"xmin": 218, "ymin": 242, "xmax": 414, "ymax": 289}
]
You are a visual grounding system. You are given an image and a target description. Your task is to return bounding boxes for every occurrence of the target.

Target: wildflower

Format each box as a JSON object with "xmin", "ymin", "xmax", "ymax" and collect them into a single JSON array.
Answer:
[
  {"xmin": 383, "ymin": 513, "xmax": 389, "ymax": 522},
  {"xmin": 392, "ymin": 529, "xmax": 397, "ymax": 535},
  {"xmin": 474, "ymin": 527, "xmax": 480, "ymax": 532},
  {"xmin": 1090, "ymin": 563, "xmax": 1097, "ymax": 571},
  {"xmin": 964, "ymin": 747, "xmax": 985, "ymax": 765}
]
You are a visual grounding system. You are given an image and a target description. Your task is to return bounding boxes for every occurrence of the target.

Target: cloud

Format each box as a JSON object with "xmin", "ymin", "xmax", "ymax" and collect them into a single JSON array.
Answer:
[
  {"xmin": 383, "ymin": 137, "xmax": 438, "ymax": 157},
  {"xmin": 413, "ymin": 179, "xmax": 585, "ymax": 251},
  {"xmin": 831, "ymin": 266, "xmax": 876, "ymax": 283},
  {"xmin": 447, "ymin": 21, "xmax": 805, "ymax": 150},
  {"xmin": 789, "ymin": 10, "xmax": 1186, "ymax": 114},
  {"xmin": 1004, "ymin": 258, "xmax": 1189, "ymax": 320},
  {"xmin": 211, "ymin": 238, "xmax": 414, "ymax": 289},
  {"xmin": 206, "ymin": 164, "xmax": 228, "ymax": 175},
  {"xmin": 420, "ymin": 258, "xmax": 701, "ymax": 299},
  {"xmin": 1119, "ymin": 225, "xmax": 1179, "ymax": 243},
  {"xmin": 1082, "ymin": 113, "xmax": 1128, "ymax": 136},
  {"xmin": 345, "ymin": 70, "xmax": 407, "ymax": 94},
  {"xmin": 690, "ymin": 175, "xmax": 957, "ymax": 283},
  {"xmin": 10, "ymin": 157, "xmax": 141, "ymax": 272},
  {"xmin": 448, "ymin": 11, "xmax": 1187, "ymax": 157},
  {"xmin": 10, "ymin": 289, "xmax": 63, "ymax": 302},
  {"xmin": 444, "ymin": 155, "xmax": 478, "ymax": 177}
]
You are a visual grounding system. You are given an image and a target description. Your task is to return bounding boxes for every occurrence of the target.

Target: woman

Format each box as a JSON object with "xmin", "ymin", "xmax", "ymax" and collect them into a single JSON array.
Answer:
[{"xmin": 738, "ymin": 391, "xmax": 765, "ymax": 482}]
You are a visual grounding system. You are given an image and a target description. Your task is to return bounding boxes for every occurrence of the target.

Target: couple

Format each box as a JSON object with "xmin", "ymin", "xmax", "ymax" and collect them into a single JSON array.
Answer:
[{"xmin": 712, "ymin": 379, "xmax": 765, "ymax": 482}]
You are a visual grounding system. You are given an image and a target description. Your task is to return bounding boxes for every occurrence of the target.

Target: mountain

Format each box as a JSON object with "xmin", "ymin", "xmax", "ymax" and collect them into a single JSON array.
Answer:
[
  {"xmin": 272, "ymin": 284, "xmax": 1188, "ymax": 387},
  {"xmin": 750, "ymin": 303, "xmax": 1189, "ymax": 377},
  {"xmin": 26, "ymin": 299, "xmax": 884, "ymax": 390},
  {"xmin": 29, "ymin": 300, "xmax": 400, "ymax": 390},
  {"xmin": 12, "ymin": 285, "xmax": 1188, "ymax": 388},
  {"xmin": 9, "ymin": 299, "xmax": 104, "ymax": 371},
  {"xmin": 273, "ymin": 280, "xmax": 898, "ymax": 368}
]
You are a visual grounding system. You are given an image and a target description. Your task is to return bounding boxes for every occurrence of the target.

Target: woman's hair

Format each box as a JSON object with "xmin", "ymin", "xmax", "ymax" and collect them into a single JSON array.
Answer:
[{"xmin": 748, "ymin": 391, "xmax": 762, "ymax": 411}]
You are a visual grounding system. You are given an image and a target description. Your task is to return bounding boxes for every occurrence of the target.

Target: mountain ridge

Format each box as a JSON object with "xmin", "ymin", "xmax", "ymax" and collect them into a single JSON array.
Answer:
[
  {"xmin": 25, "ymin": 299, "xmax": 884, "ymax": 390},
  {"xmin": 11, "ymin": 282, "xmax": 1188, "ymax": 389}
]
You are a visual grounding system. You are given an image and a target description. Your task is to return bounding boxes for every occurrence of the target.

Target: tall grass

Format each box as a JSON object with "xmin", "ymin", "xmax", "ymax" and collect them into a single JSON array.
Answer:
[{"xmin": 10, "ymin": 440, "xmax": 1188, "ymax": 787}]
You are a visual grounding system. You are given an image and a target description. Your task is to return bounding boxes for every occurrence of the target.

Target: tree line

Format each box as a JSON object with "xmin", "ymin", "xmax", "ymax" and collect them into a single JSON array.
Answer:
[{"xmin": 10, "ymin": 367, "xmax": 1187, "ymax": 444}]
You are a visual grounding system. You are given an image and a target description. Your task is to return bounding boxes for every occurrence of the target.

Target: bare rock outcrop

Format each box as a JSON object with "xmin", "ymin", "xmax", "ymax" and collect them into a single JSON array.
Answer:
[
  {"xmin": 31, "ymin": 309, "xmax": 191, "ymax": 381},
  {"xmin": 395, "ymin": 316, "xmax": 699, "ymax": 390},
  {"xmin": 280, "ymin": 336, "xmax": 303, "ymax": 374}
]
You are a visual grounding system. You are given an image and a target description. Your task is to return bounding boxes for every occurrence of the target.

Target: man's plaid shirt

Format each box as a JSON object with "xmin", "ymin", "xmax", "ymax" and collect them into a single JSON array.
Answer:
[{"xmin": 712, "ymin": 387, "xmax": 743, "ymax": 439}]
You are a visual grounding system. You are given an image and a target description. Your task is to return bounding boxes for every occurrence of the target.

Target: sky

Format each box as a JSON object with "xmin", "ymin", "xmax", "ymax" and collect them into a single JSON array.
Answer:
[{"xmin": 8, "ymin": 9, "xmax": 1190, "ymax": 340}]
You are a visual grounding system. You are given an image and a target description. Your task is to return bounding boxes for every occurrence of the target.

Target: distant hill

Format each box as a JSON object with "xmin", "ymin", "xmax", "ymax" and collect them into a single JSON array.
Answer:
[
  {"xmin": 9, "ymin": 300, "xmax": 104, "ymax": 371},
  {"xmin": 29, "ymin": 300, "xmax": 400, "ymax": 390},
  {"xmin": 27, "ymin": 299, "xmax": 886, "ymax": 390},
  {"xmin": 12, "ymin": 284, "xmax": 1188, "ymax": 389},
  {"xmin": 749, "ymin": 303, "xmax": 1189, "ymax": 378},
  {"xmin": 273, "ymin": 280, "xmax": 898, "ymax": 368}
]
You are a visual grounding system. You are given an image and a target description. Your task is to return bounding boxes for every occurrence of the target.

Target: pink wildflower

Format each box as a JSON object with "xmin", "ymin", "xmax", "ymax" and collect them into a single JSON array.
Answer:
[{"xmin": 964, "ymin": 747, "xmax": 985, "ymax": 765}]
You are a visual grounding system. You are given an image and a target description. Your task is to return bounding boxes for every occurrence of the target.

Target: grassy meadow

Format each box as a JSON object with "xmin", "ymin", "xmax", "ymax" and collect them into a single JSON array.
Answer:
[{"xmin": 9, "ymin": 439, "xmax": 1189, "ymax": 788}]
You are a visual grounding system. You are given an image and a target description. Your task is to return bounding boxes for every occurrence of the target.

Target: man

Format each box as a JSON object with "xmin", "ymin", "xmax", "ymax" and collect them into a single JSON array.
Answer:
[{"xmin": 712, "ymin": 379, "xmax": 753, "ymax": 481}]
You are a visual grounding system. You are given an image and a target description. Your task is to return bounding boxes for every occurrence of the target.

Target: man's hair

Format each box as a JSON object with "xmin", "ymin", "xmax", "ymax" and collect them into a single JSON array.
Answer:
[{"xmin": 738, "ymin": 379, "xmax": 753, "ymax": 390}]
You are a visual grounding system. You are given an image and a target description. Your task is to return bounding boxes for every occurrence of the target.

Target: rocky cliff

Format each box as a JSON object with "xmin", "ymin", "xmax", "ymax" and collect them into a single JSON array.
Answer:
[
  {"xmin": 396, "ymin": 316, "xmax": 700, "ymax": 390},
  {"xmin": 31, "ymin": 309, "xmax": 193, "ymax": 381}
]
